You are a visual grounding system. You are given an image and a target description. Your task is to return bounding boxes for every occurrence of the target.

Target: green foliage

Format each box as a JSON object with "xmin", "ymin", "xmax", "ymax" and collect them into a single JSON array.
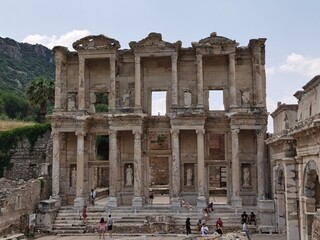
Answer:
[
  {"xmin": 0, "ymin": 91, "xmax": 31, "ymax": 119},
  {"xmin": 0, "ymin": 123, "xmax": 51, "ymax": 177}
]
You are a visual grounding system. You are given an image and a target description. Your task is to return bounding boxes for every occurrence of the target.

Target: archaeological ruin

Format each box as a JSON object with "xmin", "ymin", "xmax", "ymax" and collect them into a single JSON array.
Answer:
[{"xmin": 50, "ymin": 32, "xmax": 271, "ymax": 212}]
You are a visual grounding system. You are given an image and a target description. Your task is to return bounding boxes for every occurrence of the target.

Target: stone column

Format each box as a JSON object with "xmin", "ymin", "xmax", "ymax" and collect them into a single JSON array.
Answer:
[
  {"xmin": 196, "ymin": 129, "xmax": 207, "ymax": 208},
  {"xmin": 229, "ymin": 53, "xmax": 237, "ymax": 108},
  {"xmin": 196, "ymin": 54, "xmax": 204, "ymax": 107},
  {"xmin": 108, "ymin": 130, "xmax": 118, "ymax": 208},
  {"xmin": 231, "ymin": 128, "xmax": 242, "ymax": 207},
  {"xmin": 74, "ymin": 132, "xmax": 86, "ymax": 208},
  {"xmin": 54, "ymin": 55, "xmax": 63, "ymax": 110},
  {"xmin": 109, "ymin": 56, "xmax": 116, "ymax": 111},
  {"xmin": 78, "ymin": 56, "xmax": 86, "ymax": 110},
  {"xmin": 132, "ymin": 130, "xmax": 143, "ymax": 208},
  {"xmin": 171, "ymin": 53, "xmax": 178, "ymax": 106},
  {"xmin": 52, "ymin": 131, "xmax": 61, "ymax": 205},
  {"xmin": 253, "ymin": 47, "xmax": 263, "ymax": 106},
  {"xmin": 134, "ymin": 56, "xmax": 141, "ymax": 111},
  {"xmin": 171, "ymin": 129, "xmax": 180, "ymax": 208},
  {"xmin": 256, "ymin": 129, "xmax": 265, "ymax": 199}
]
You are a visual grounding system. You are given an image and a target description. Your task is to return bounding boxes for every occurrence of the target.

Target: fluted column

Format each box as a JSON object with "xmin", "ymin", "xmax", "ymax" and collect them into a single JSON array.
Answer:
[
  {"xmin": 171, "ymin": 53, "xmax": 178, "ymax": 106},
  {"xmin": 256, "ymin": 129, "xmax": 265, "ymax": 199},
  {"xmin": 196, "ymin": 129, "xmax": 207, "ymax": 207},
  {"xmin": 109, "ymin": 56, "xmax": 116, "ymax": 111},
  {"xmin": 196, "ymin": 54, "xmax": 204, "ymax": 107},
  {"xmin": 132, "ymin": 130, "xmax": 143, "ymax": 208},
  {"xmin": 231, "ymin": 128, "xmax": 242, "ymax": 207},
  {"xmin": 134, "ymin": 56, "xmax": 141, "ymax": 111},
  {"xmin": 54, "ymin": 57, "xmax": 63, "ymax": 110},
  {"xmin": 171, "ymin": 129, "xmax": 180, "ymax": 208},
  {"xmin": 74, "ymin": 131, "xmax": 86, "ymax": 207},
  {"xmin": 52, "ymin": 131, "xmax": 61, "ymax": 205},
  {"xmin": 253, "ymin": 47, "xmax": 263, "ymax": 106},
  {"xmin": 78, "ymin": 56, "xmax": 85, "ymax": 110},
  {"xmin": 229, "ymin": 53, "xmax": 237, "ymax": 107},
  {"xmin": 108, "ymin": 130, "xmax": 118, "ymax": 207}
]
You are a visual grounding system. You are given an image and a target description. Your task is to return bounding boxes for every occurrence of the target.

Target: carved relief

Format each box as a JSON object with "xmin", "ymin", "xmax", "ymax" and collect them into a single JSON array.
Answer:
[
  {"xmin": 240, "ymin": 88, "xmax": 251, "ymax": 107},
  {"xmin": 241, "ymin": 164, "xmax": 251, "ymax": 187},
  {"xmin": 67, "ymin": 92, "xmax": 77, "ymax": 111},
  {"xmin": 184, "ymin": 164, "xmax": 194, "ymax": 187},
  {"xmin": 149, "ymin": 133, "xmax": 169, "ymax": 150},
  {"xmin": 73, "ymin": 35, "xmax": 120, "ymax": 51},
  {"xmin": 129, "ymin": 32, "xmax": 181, "ymax": 50},
  {"xmin": 184, "ymin": 90, "xmax": 192, "ymax": 107}
]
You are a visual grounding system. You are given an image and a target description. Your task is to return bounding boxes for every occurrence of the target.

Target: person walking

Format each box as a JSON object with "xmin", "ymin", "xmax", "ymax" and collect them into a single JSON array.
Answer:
[
  {"xmin": 98, "ymin": 217, "xmax": 106, "ymax": 239},
  {"xmin": 185, "ymin": 217, "xmax": 191, "ymax": 235},
  {"xmin": 107, "ymin": 214, "xmax": 113, "ymax": 237},
  {"xmin": 82, "ymin": 206, "xmax": 87, "ymax": 225},
  {"xmin": 90, "ymin": 188, "xmax": 96, "ymax": 206},
  {"xmin": 243, "ymin": 222, "xmax": 251, "ymax": 240}
]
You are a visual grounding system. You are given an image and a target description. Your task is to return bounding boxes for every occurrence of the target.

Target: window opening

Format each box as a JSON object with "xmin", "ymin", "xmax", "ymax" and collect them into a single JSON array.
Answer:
[
  {"xmin": 151, "ymin": 91, "xmax": 166, "ymax": 116},
  {"xmin": 209, "ymin": 90, "xmax": 224, "ymax": 110}
]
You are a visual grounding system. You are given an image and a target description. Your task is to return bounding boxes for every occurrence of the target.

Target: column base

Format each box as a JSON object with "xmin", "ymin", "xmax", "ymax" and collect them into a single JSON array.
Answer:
[
  {"xmin": 51, "ymin": 195, "xmax": 61, "ymax": 208},
  {"xmin": 107, "ymin": 197, "xmax": 118, "ymax": 208},
  {"xmin": 74, "ymin": 196, "xmax": 85, "ymax": 208},
  {"xmin": 231, "ymin": 196, "xmax": 242, "ymax": 208},
  {"xmin": 197, "ymin": 196, "xmax": 207, "ymax": 208},
  {"xmin": 132, "ymin": 197, "xmax": 143, "ymax": 209},
  {"xmin": 170, "ymin": 197, "xmax": 181, "ymax": 210}
]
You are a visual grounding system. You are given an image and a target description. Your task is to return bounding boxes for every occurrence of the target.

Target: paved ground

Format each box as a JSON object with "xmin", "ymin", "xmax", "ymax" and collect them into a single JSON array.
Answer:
[{"xmin": 33, "ymin": 233, "xmax": 287, "ymax": 240}]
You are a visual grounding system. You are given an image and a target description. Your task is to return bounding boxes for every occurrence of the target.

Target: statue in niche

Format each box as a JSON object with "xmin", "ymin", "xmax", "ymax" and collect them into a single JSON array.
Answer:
[
  {"xmin": 240, "ymin": 89, "xmax": 250, "ymax": 107},
  {"xmin": 184, "ymin": 90, "xmax": 192, "ymax": 107},
  {"xmin": 67, "ymin": 93, "xmax": 77, "ymax": 111},
  {"xmin": 186, "ymin": 167, "xmax": 193, "ymax": 186},
  {"xmin": 242, "ymin": 167, "xmax": 250, "ymax": 187},
  {"xmin": 90, "ymin": 92, "xmax": 96, "ymax": 113},
  {"xmin": 122, "ymin": 90, "xmax": 130, "ymax": 107},
  {"xmin": 284, "ymin": 113, "xmax": 289, "ymax": 129},
  {"xmin": 126, "ymin": 165, "xmax": 133, "ymax": 186},
  {"xmin": 71, "ymin": 167, "xmax": 77, "ymax": 187}
]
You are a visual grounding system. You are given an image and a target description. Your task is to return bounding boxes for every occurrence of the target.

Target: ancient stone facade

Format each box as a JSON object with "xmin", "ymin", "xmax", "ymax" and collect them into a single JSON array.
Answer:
[
  {"xmin": 267, "ymin": 75, "xmax": 320, "ymax": 240},
  {"xmin": 50, "ymin": 32, "xmax": 269, "ymax": 210}
]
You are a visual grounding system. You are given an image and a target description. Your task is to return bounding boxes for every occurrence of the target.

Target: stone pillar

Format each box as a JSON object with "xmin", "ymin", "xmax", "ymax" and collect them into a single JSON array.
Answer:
[
  {"xmin": 256, "ymin": 129, "xmax": 265, "ymax": 199},
  {"xmin": 171, "ymin": 129, "xmax": 180, "ymax": 208},
  {"xmin": 134, "ymin": 56, "xmax": 141, "ymax": 111},
  {"xmin": 196, "ymin": 129, "xmax": 207, "ymax": 208},
  {"xmin": 132, "ymin": 130, "xmax": 143, "ymax": 208},
  {"xmin": 253, "ymin": 47, "xmax": 263, "ymax": 106},
  {"xmin": 196, "ymin": 54, "xmax": 204, "ymax": 107},
  {"xmin": 51, "ymin": 131, "xmax": 61, "ymax": 205},
  {"xmin": 74, "ymin": 132, "xmax": 86, "ymax": 208},
  {"xmin": 54, "ymin": 54, "xmax": 63, "ymax": 110},
  {"xmin": 109, "ymin": 56, "xmax": 116, "ymax": 111},
  {"xmin": 78, "ymin": 56, "xmax": 86, "ymax": 110},
  {"xmin": 108, "ymin": 130, "xmax": 118, "ymax": 208},
  {"xmin": 231, "ymin": 128, "xmax": 242, "ymax": 207},
  {"xmin": 229, "ymin": 53, "xmax": 237, "ymax": 108},
  {"xmin": 171, "ymin": 53, "xmax": 178, "ymax": 106}
]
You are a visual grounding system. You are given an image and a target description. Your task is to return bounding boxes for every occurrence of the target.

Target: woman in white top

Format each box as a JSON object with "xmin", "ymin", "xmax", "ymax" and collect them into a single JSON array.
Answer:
[{"xmin": 201, "ymin": 223, "xmax": 209, "ymax": 237}]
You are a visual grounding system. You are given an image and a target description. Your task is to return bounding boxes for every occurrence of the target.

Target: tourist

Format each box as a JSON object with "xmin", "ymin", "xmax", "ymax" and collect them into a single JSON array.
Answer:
[
  {"xmin": 107, "ymin": 214, "xmax": 113, "ymax": 237},
  {"xmin": 90, "ymin": 188, "xmax": 96, "ymax": 206},
  {"xmin": 207, "ymin": 202, "xmax": 214, "ymax": 212},
  {"xmin": 201, "ymin": 222, "xmax": 209, "ymax": 237},
  {"xmin": 185, "ymin": 217, "xmax": 191, "ymax": 235},
  {"xmin": 241, "ymin": 211, "xmax": 248, "ymax": 224},
  {"xmin": 82, "ymin": 206, "xmax": 87, "ymax": 224},
  {"xmin": 196, "ymin": 219, "xmax": 202, "ymax": 233},
  {"xmin": 149, "ymin": 190, "xmax": 154, "ymax": 204},
  {"xmin": 98, "ymin": 217, "xmax": 106, "ymax": 239},
  {"xmin": 215, "ymin": 217, "xmax": 223, "ymax": 234},
  {"xmin": 248, "ymin": 212, "xmax": 256, "ymax": 225},
  {"xmin": 242, "ymin": 222, "xmax": 251, "ymax": 240}
]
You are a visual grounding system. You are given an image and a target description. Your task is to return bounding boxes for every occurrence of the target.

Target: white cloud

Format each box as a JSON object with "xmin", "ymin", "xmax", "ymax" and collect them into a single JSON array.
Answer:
[
  {"xmin": 22, "ymin": 30, "xmax": 91, "ymax": 50},
  {"xmin": 268, "ymin": 53, "xmax": 320, "ymax": 77}
]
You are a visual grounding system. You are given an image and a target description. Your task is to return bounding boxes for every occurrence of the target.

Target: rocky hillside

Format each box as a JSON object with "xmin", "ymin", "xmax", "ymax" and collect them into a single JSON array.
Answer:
[{"xmin": 0, "ymin": 37, "xmax": 55, "ymax": 94}]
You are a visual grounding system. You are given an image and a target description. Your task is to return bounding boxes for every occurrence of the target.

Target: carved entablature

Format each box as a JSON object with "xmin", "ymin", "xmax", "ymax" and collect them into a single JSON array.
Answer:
[
  {"xmin": 248, "ymin": 38, "xmax": 266, "ymax": 52},
  {"xmin": 72, "ymin": 35, "xmax": 121, "ymax": 51},
  {"xmin": 52, "ymin": 46, "xmax": 69, "ymax": 61},
  {"xmin": 192, "ymin": 32, "xmax": 238, "ymax": 55},
  {"xmin": 129, "ymin": 32, "xmax": 182, "ymax": 52}
]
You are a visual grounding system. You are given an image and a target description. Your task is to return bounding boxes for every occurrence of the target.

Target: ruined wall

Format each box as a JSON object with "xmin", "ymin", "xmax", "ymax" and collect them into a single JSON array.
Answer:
[
  {"xmin": 0, "ymin": 178, "xmax": 40, "ymax": 234},
  {"xmin": 4, "ymin": 131, "xmax": 52, "ymax": 181}
]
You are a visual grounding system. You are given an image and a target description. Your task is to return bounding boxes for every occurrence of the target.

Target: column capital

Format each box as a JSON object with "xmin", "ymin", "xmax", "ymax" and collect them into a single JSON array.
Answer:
[
  {"xmin": 109, "ymin": 55, "xmax": 116, "ymax": 62},
  {"xmin": 196, "ymin": 54, "xmax": 203, "ymax": 60},
  {"xmin": 75, "ymin": 131, "xmax": 86, "ymax": 137},
  {"xmin": 132, "ymin": 130, "xmax": 142, "ymax": 138},
  {"xmin": 171, "ymin": 53, "xmax": 178, "ymax": 61},
  {"xmin": 231, "ymin": 128, "xmax": 240, "ymax": 134},
  {"xmin": 170, "ymin": 129, "xmax": 180, "ymax": 137},
  {"xmin": 196, "ymin": 129, "xmax": 205, "ymax": 135},
  {"xmin": 109, "ymin": 130, "xmax": 117, "ymax": 138},
  {"xmin": 51, "ymin": 131, "xmax": 60, "ymax": 138},
  {"xmin": 134, "ymin": 56, "xmax": 140, "ymax": 64}
]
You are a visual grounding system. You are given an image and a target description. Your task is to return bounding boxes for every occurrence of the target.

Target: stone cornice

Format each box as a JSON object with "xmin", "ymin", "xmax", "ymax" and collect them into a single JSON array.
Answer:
[
  {"xmin": 302, "ymin": 75, "xmax": 320, "ymax": 93},
  {"xmin": 72, "ymin": 34, "xmax": 120, "ymax": 51},
  {"xmin": 129, "ymin": 32, "xmax": 181, "ymax": 51},
  {"xmin": 270, "ymin": 103, "xmax": 298, "ymax": 118}
]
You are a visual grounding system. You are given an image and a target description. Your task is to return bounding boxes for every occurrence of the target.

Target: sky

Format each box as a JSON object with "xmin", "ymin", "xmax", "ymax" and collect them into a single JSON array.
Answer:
[{"xmin": 1, "ymin": 0, "xmax": 320, "ymax": 132}]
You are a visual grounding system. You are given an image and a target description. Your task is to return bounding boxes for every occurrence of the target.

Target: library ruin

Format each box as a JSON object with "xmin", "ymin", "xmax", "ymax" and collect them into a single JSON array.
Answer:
[{"xmin": 50, "ymin": 32, "xmax": 270, "ymax": 210}]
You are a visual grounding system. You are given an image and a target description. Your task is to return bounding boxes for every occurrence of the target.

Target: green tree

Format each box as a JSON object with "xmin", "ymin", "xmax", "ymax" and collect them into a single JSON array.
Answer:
[{"xmin": 25, "ymin": 77, "xmax": 54, "ymax": 123}]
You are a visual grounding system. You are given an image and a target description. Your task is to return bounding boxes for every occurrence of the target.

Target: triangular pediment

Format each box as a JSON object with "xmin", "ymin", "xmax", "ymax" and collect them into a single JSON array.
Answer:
[
  {"xmin": 192, "ymin": 32, "xmax": 238, "ymax": 49},
  {"xmin": 73, "ymin": 34, "xmax": 120, "ymax": 51},
  {"xmin": 129, "ymin": 32, "xmax": 181, "ymax": 51}
]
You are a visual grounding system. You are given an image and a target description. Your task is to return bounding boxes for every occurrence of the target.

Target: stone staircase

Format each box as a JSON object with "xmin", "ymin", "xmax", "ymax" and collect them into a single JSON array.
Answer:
[{"xmin": 52, "ymin": 203, "xmax": 259, "ymax": 235}]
